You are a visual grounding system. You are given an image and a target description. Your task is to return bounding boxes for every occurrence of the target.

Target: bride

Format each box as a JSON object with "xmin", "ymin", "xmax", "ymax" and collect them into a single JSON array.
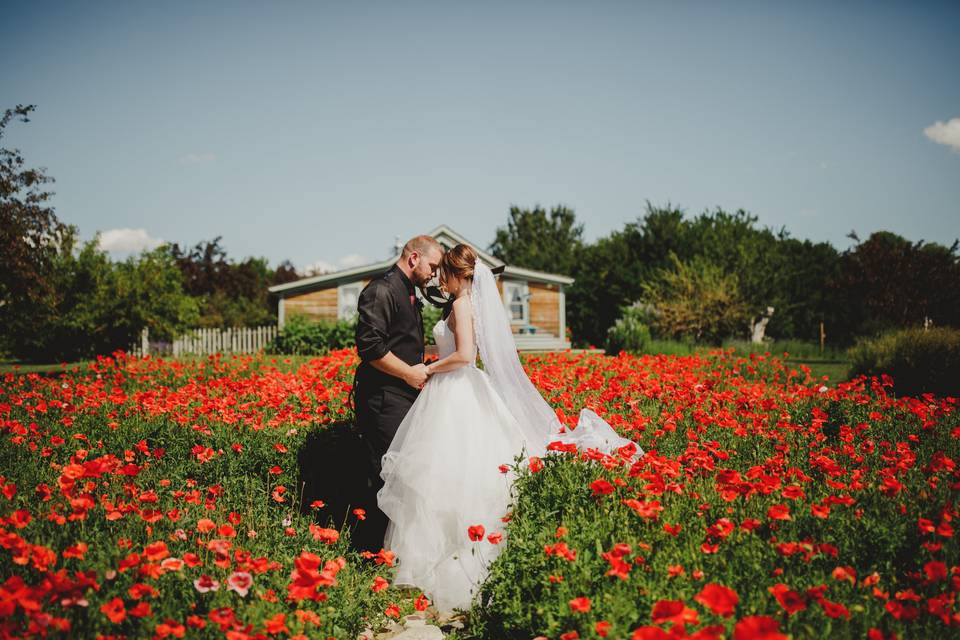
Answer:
[{"xmin": 377, "ymin": 244, "xmax": 642, "ymax": 613}]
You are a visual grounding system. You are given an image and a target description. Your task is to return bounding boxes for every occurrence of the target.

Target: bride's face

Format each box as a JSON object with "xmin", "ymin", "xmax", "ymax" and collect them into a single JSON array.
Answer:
[{"xmin": 440, "ymin": 272, "xmax": 468, "ymax": 297}]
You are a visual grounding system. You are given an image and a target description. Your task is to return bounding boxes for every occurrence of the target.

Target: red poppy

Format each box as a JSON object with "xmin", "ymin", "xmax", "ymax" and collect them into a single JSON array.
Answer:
[
  {"xmin": 694, "ymin": 583, "xmax": 739, "ymax": 617},
  {"xmin": 768, "ymin": 584, "xmax": 806, "ymax": 614},
  {"xmin": 100, "ymin": 597, "xmax": 126, "ymax": 624},
  {"xmin": 569, "ymin": 596, "xmax": 591, "ymax": 613},
  {"xmin": 468, "ymin": 524, "xmax": 485, "ymax": 541},
  {"xmin": 732, "ymin": 615, "xmax": 787, "ymax": 640}
]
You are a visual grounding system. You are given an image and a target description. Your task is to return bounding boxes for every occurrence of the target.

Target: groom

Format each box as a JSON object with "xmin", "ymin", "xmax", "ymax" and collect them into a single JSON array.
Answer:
[{"xmin": 351, "ymin": 234, "xmax": 444, "ymax": 552}]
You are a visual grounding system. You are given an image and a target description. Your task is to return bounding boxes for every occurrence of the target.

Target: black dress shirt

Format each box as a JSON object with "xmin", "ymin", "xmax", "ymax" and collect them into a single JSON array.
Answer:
[{"xmin": 354, "ymin": 265, "xmax": 424, "ymax": 399}]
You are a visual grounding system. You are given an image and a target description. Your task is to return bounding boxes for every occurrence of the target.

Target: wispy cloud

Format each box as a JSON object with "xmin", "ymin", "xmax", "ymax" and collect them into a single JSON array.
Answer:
[
  {"xmin": 923, "ymin": 117, "xmax": 960, "ymax": 152},
  {"xmin": 179, "ymin": 152, "xmax": 217, "ymax": 164},
  {"xmin": 302, "ymin": 254, "xmax": 372, "ymax": 276},
  {"xmin": 98, "ymin": 228, "xmax": 164, "ymax": 254}
]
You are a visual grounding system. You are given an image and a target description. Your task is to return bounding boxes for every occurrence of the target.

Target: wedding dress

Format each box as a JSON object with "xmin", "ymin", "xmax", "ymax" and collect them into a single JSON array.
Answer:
[{"xmin": 377, "ymin": 260, "xmax": 642, "ymax": 612}]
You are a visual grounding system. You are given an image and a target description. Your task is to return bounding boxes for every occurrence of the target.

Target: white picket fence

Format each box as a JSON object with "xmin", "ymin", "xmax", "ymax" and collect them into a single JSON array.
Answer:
[{"xmin": 130, "ymin": 325, "xmax": 279, "ymax": 357}]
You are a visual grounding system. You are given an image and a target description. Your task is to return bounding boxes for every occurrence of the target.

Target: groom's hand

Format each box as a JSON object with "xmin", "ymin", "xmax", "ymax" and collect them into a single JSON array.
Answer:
[{"xmin": 404, "ymin": 363, "xmax": 429, "ymax": 390}]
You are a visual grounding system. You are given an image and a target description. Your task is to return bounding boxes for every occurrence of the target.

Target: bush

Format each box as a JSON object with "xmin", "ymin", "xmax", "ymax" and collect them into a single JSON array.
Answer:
[
  {"xmin": 642, "ymin": 254, "xmax": 750, "ymax": 344},
  {"xmin": 267, "ymin": 315, "xmax": 356, "ymax": 355},
  {"xmin": 849, "ymin": 327, "xmax": 960, "ymax": 397},
  {"xmin": 606, "ymin": 305, "xmax": 652, "ymax": 354}
]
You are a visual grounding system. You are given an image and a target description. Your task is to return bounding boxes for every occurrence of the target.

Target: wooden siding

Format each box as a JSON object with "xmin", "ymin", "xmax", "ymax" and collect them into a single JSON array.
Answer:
[
  {"xmin": 284, "ymin": 287, "xmax": 338, "ymax": 322},
  {"xmin": 283, "ymin": 279, "xmax": 371, "ymax": 323},
  {"xmin": 528, "ymin": 282, "xmax": 560, "ymax": 336}
]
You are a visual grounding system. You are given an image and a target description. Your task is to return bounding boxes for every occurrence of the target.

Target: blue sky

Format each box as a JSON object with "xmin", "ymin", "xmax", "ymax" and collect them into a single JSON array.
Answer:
[{"xmin": 2, "ymin": 1, "xmax": 958, "ymax": 273}]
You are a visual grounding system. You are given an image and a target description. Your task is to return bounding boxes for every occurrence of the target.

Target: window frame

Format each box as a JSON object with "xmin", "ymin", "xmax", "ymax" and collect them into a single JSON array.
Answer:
[
  {"xmin": 502, "ymin": 280, "xmax": 530, "ymax": 325},
  {"xmin": 337, "ymin": 282, "xmax": 363, "ymax": 320}
]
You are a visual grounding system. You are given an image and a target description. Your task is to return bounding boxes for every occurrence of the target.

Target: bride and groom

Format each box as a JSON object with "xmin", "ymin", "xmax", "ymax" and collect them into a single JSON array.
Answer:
[{"xmin": 351, "ymin": 235, "xmax": 641, "ymax": 612}]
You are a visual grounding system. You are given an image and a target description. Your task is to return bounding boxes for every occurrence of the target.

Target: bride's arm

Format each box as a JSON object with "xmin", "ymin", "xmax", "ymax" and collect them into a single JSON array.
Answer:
[{"xmin": 425, "ymin": 296, "xmax": 476, "ymax": 375}]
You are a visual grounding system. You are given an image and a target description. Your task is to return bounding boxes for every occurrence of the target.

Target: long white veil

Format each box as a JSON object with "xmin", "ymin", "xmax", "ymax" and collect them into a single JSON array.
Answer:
[{"xmin": 470, "ymin": 259, "xmax": 642, "ymax": 460}]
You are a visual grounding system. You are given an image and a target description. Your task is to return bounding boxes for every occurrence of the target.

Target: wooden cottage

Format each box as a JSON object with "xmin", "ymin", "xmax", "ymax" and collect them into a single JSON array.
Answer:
[{"xmin": 268, "ymin": 225, "xmax": 573, "ymax": 350}]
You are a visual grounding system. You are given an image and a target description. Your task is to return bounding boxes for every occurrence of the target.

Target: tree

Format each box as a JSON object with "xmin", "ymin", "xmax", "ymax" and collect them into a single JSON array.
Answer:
[
  {"xmin": 4, "ymin": 232, "xmax": 199, "ymax": 362},
  {"xmin": 830, "ymin": 231, "xmax": 960, "ymax": 341},
  {"xmin": 0, "ymin": 105, "xmax": 73, "ymax": 317},
  {"xmin": 489, "ymin": 205, "xmax": 584, "ymax": 275},
  {"xmin": 641, "ymin": 254, "xmax": 749, "ymax": 344},
  {"xmin": 166, "ymin": 237, "xmax": 296, "ymax": 327}
]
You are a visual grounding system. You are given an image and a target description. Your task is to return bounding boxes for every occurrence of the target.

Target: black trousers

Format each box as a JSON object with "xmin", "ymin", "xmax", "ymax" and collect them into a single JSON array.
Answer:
[{"xmin": 352, "ymin": 379, "xmax": 417, "ymax": 552}]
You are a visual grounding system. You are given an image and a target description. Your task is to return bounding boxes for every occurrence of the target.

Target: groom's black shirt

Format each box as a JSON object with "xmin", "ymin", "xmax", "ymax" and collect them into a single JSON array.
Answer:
[{"xmin": 354, "ymin": 265, "xmax": 424, "ymax": 400}]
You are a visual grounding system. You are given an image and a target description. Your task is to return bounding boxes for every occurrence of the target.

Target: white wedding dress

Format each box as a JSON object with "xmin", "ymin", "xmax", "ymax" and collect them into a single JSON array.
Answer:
[
  {"xmin": 377, "ymin": 261, "xmax": 642, "ymax": 613},
  {"xmin": 378, "ymin": 316, "xmax": 527, "ymax": 612}
]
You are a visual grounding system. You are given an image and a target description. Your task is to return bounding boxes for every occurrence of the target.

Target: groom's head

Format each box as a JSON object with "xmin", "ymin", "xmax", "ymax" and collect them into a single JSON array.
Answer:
[{"xmin": 398, "ymin": 235, "xmax": 444, "ymax": 287}]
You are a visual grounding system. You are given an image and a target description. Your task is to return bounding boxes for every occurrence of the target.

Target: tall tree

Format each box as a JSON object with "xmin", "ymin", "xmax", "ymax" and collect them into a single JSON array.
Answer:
[
  {"xmin": 489, "ymin": 205, "xmax": 584, "ymax": 275},
  {"xmin": 830, "ymin": 231, "xmax": 960, "ymax": 341},
  {"xmin": 0, "ymin": 105, "xmax": 73, "ymax": 315}
]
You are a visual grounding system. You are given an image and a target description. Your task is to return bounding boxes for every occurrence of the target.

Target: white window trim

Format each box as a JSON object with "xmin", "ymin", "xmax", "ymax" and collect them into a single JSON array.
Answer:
[
  {"xmin": 502, "ymin": 281, "xmax": 530, "ymax": 325},
  {"xmin": 337, "ymin": 283, "xmax": 363, "ymax": 320}
]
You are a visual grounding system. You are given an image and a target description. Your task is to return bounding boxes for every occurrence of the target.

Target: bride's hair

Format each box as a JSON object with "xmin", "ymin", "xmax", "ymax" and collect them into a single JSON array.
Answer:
[{"xmin": 439, "ymin": 243, "xmax": 477, "ymax": 288}]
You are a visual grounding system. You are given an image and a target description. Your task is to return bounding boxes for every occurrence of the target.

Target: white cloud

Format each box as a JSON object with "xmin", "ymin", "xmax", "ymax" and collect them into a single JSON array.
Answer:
[
  {"xmin": 302, "ymin": 260, "xmax": 338, "ymax": 276},
  {"xmin": 302, "ymin": 254, "xmax": 372, "ymax": 276},
  {"xmin": 339, "ymin": 253, "xmax": 369, "ymax": 269},
  {"xmin": 179, "ymin": 152, "xmax": 217, "ymax": 164},
  {"xmin": 98, "ymin": 228, "xmax": 164, "ymax": 254},
  {"xmin": 923, "ymin": 117, "xmax": 960, "ymax": 152}
]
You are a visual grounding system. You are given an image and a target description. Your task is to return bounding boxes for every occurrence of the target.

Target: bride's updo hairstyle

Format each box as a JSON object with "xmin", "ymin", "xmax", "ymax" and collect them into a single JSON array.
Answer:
[{"xmin": 439, "ymin": 243, "xmax": 477, "ymax": 290}]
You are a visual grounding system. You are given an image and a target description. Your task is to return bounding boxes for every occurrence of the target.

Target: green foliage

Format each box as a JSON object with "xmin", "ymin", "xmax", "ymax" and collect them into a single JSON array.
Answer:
[
  {"xmin": 605, "ymin": 305, "xmax": 652, "ymax": 355},
  {"xmin": 567, "ymin": 203, "xmax": 833, "ymax": 348},
  {"xmin": 421, "ymin": 302, "xmax": 444, "ymax": 345},
  {"xmin": 831, "ymin": 232, "xmax": 960, "ymax": 341},
  {"xmin": 3, "ymin": 231, "xmax": 199, "ymax": 362},
  {"xmin": 0, "ymin": 104, "xmax": 74, "ymax": 324},
  {"xmin": 849, "ymin": 327, "xmax": 960, "ymax": 397},
  {"xmin": 166, "ymin": 237, "xmax": 301, "ymax": 327},
  {"xmin": 722, "ymin": 338, "xmax": 847, "ymax": 362},
  {"xmin": 641, "ymin": 254, "xmax": 749, "ymax": 344},
  {"xmin": 489, "ymin": 204, "xmax": 584, "ymax": 276},
  {"xmin": 266, "ymin": 315, "xmax": 356, "ymax": 355}
]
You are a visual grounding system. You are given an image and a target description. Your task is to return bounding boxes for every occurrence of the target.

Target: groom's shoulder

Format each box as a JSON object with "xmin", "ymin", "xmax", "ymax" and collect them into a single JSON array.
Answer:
[{"xmin": 359, "ymin": 269, "xmax": 396, "ymax": 299}]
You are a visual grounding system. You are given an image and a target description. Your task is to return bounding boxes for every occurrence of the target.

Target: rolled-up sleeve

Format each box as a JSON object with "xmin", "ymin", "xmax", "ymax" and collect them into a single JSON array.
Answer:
[{"xmin": 356, "ymin": 283, "xmax": 393, "ymax": 363}]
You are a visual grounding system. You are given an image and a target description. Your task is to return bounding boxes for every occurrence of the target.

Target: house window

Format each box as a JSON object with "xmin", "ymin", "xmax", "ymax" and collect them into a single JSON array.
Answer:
[
  {"xmin": 338, "ymin": 283, "xmax": 362, "ymax": 320},
  {"xmin": 503, "ymin": 281, "xmax": 529, "ymax": 324}
]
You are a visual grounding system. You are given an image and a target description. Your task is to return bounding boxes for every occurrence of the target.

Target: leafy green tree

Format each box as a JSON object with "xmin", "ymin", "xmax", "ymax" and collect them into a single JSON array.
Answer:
[
  {"xmin": 0, "ymin": 105, "xmax": 74, "ymax": 339},
  {"xmin": 641, "ymin": 254, "xmax": 749, "ymax": 343},
  {"xmin": 5, "ymin": 232, "xmax": 198, "ymax": 362},
  {"xmin": 830, "ymin": 231, "xmax": 960, "ymax": 341},
  {"xmin": 166, "ymin": 237, "xmax": 299, "ymax": 327},
  {"xmin": 566, "ymin": 230, "xmax": 639, "ymax": 347},
  {"xmin": 490, "ymin": 205, "xmax": 584, "ymax": 275}
]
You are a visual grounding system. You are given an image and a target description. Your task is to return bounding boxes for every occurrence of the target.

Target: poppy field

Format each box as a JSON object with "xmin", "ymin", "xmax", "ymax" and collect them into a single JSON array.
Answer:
[{"xmin": 1, "ymin": 349, "xmax": 959, "ymax": 639}]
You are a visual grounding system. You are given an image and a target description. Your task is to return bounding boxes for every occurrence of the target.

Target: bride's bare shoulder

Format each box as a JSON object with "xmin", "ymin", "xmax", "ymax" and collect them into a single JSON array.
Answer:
[{"xmin": 452, "ymin": 294, "xmax": 473, "ymax": 315}]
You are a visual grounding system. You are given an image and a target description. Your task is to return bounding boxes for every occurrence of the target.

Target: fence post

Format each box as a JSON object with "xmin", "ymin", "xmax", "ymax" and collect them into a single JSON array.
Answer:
[{"xmin": 141, "ymin": 327, "xmax": 149, "ymax": 356}]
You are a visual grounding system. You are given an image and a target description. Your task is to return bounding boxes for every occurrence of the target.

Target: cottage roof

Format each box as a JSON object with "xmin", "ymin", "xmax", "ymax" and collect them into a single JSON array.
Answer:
[{"xmin": 268, "ymin": 224, "xmax": 574, "ymax": 297}]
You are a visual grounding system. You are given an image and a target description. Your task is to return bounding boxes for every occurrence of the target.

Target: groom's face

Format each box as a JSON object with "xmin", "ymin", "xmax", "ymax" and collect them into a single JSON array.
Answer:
[{"xmin": 411, "ymin": 247, "xmax": 443, "ymax": 287}]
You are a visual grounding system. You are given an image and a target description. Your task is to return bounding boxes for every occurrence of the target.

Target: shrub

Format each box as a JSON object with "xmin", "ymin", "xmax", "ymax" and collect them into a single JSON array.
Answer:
[
  {"xmin": 267, "ymin": 315, "xmax": 356, "ymax": 355},
  {"xmin": 642, "ymin": 254, "xmax": 749, "ymax": 344},
  {"xmin": 849, "ymin": 327, "xmax": 960, "ymax": 397},
  {"xmin": 606, "ymin": 305, "xmax": 652, "ymax": 354}
]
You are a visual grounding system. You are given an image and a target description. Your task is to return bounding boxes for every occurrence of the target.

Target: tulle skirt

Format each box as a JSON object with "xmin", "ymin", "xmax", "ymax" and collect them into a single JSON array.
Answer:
[{"xmin": 377, "ymin": 365, "xmax": 533, "ymax": 612}]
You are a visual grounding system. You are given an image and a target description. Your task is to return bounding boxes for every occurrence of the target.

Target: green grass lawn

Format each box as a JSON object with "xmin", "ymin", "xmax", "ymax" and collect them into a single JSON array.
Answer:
[{"xmin": 787, "ymin": 358, "xmax": 851, "ymax": 384}]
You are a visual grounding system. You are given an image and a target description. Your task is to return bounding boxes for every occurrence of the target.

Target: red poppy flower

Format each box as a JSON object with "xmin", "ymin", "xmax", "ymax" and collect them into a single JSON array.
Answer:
[
  {"xmin": 694, "ymin": 583, "xmax": 739, "ymax": 617},
  {"xmin": 569, "ymin": 596, "xmax": 591, "ymax": 613},
  {"xmin": 100, "ymin": 597, "xmax": 126, "ymax": 623},
  {"xmin": 733, "ymin": 615, "xmax": 787, "ymax": 640},
  {"xmin": 768, "ymin": 584, "xmax": 806, "ymax": 614},
  {"xmin": 468, "ymin": 524, "xmax": 485, "ymax": 541}
]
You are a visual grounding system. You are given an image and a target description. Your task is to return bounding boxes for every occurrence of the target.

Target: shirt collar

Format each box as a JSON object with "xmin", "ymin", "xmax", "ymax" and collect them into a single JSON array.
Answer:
[{"xmin": 394, "ymin": 265, "xmax": 416, "ymax": 295}]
